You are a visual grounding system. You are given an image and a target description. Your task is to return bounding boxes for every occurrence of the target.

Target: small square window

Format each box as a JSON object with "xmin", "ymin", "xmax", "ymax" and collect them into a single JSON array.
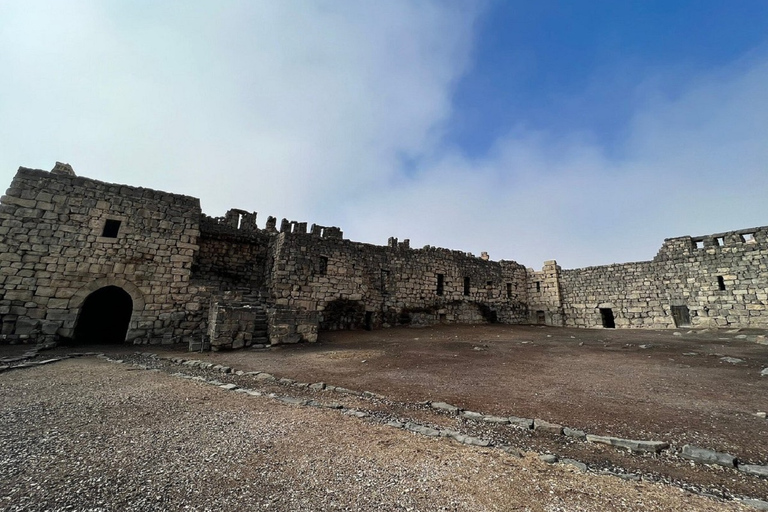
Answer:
[
  {"xmin": 101, "ymin": 219, "xmax": 121, "ymax": 238},
  {"xmin": 717, "ymin": 276, "xmax": 726, "ymax": 291},
  {"xmin": 741, "ymin": 233, "xmax": 756, "ymax": 243},
  {"xmin": 693, "ymin": 239, "xmax": 705, "ymax": 250}
]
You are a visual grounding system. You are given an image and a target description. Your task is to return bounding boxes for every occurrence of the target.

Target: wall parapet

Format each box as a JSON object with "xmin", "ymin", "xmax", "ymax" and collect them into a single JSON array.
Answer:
[{"xmin": 654, "ymin": 226, "xmax": 767, "ymax": 261}]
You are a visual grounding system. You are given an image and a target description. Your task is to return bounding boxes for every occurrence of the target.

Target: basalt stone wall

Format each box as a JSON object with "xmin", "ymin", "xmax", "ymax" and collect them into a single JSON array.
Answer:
[
  {"xmin": 558, "ymin": 227, "xmax": 768, "ymax": 329},
  {"xmin": 526, "ymin": 260, "xmax": 565, "ymax": 326},
  {"xmin": 191, "ymin": 214, "xmax": 273, "ymax": 291},
  {"xmin": 0, "ymin": 166, "xmax": 202, "ymax": 344},
  {"xmin": 267, "ymin": 232, "xmax": 529, "ymax": 334}
]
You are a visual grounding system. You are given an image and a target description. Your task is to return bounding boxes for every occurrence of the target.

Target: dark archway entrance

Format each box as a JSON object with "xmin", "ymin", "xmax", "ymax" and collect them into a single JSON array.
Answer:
[{"xmin": 73, "ymin": 286, "xmax": 133, "ymax": 344}]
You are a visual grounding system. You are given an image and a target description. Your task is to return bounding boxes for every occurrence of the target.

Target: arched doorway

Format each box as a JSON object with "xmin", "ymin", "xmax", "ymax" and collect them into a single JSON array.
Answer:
[{"xmin": 73, "ymin": 286, "xmax": 133, "ymax": 344}]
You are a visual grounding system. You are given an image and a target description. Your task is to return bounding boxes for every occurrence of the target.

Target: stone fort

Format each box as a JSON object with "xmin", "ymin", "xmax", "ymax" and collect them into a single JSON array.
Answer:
[{"xmin": 0, "ymin": 163, "xmax": 766, "ymax": 349}]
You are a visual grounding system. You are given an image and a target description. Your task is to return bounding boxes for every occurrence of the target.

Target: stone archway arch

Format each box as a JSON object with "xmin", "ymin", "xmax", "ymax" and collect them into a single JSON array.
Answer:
[{"xmin": 59, "ymin": 277, "xmax": 146, "ymax": 339}]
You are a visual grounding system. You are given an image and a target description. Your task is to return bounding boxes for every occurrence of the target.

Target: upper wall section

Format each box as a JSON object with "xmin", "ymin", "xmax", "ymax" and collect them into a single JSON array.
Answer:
[{"xmin": 654, "ymin": 226, "xmax": 767, "ymax": 261}]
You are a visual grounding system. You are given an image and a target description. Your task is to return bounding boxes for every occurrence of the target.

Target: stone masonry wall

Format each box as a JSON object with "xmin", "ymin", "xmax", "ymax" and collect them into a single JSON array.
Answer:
[
  {"xmin": 268, "ymin": 232, "xmax": 529, "ymax": 333},
  {"xmin": 558, "ymin": 227, "xmax": 768, "ymax": 329},
  {"xmin": 192, "ymin": 215, "xmax": 272, "ymax": 291},
  {"xmin": 526, "ymin": 260, "xmax": 564, "ymax": 326},
  {"xmin": 0, "ymin": 166, "xmax": 203, "ymax": 344},
  {"xmin": 2, "ymin": 164, "xmax": 766, "ymax": 348}
]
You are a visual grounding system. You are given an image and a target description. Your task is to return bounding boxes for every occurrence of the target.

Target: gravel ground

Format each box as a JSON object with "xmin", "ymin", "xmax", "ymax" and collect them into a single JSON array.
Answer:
[{"xmin": 0, "ymin": 357, "xmax": 757, "ymax": 511}]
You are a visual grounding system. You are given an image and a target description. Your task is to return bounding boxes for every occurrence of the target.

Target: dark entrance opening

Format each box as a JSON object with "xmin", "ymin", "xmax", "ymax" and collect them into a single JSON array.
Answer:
[
  {"xmin": 364, "ymin": 311, "xmax": 373, "ymax": 331},
  {"xmin": 600, "ymin": 308, "xmax": 615, "ymax": 328},
  {"xmin": 73, "ymin": 286, "xmax": 133, "ymax": 344},
  {"xmin": 536, "ymin": 310, "xmax": 546, "ymax": 324},
  {"xmin": 671, "ymin": 305, "xmax": 691, "ymax": 327}
]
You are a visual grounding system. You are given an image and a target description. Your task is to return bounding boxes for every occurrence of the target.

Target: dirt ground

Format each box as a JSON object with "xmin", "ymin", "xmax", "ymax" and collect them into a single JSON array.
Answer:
[
  {"xmin": 2, "ymin": 323, "xmax": 768, "ymax": 509},
  {"xmin": 0, "ymin": 356, "xmax": 757, "ymax": 511},
  {"xmin": 203, "ymin": 325, "xmax": 768, "ymax": 459}
]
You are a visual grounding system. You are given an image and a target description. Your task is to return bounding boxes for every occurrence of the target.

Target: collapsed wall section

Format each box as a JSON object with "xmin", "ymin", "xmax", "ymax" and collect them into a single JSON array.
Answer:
[{"xmin": 0, "ymin": 166, "xmax": 202, "ymax": 344}]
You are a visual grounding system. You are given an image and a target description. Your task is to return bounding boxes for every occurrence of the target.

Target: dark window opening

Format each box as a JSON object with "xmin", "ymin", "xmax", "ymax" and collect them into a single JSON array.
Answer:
[
  {"xmin": 436, "ymin": 274, "xmax": 444, "ymax": 296},
  {"xmin": 73, "ymin": 286, "xmax": 133, "ymax": 344},
  {"xmin": 317, "ymin": 256, "xmax": 328, "ymax": 275},
  {"xmin": 380, "ymin": 270, "xmax": 389, "ymax": 293},
  {"xmin": 463, "ymin": 277, "xmax": 470, "ymax": 296},
  {"xmin": 600, "ymin": 308, "xmax": 615, "ymax": 328},
  {"xmin": 671, "ymin": 305, "xmax": 691, "ymax": 327},
  {"xmin": 506, "ymin": 282, "xmax": 513, "ymax": 298},
  {"xmin": 717, "ymin": 276, "xmax": 726, "ymax": 291},
  {"xmin": 101, "ymin": 219, "xmax": 122, "ymax": 238},
  {"xmin": 486, "ymin": 281, "xmax": 493, "ymax": 298},
  {"xmin": 535, "ymin": 281, "xmax": 541, "ymax": 293}
]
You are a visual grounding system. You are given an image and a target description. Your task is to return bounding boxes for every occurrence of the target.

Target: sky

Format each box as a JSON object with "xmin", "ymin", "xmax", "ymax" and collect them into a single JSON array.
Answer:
[{"xmin": 1, "ymin": 1, "xmax": 766, "ymax": 269}]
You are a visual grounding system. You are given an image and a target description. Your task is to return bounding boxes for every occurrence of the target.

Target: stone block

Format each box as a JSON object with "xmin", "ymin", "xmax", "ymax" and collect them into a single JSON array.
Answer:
[{"xmin": 681, "ymin": 445, "xmax": 736, "ymax": 467}]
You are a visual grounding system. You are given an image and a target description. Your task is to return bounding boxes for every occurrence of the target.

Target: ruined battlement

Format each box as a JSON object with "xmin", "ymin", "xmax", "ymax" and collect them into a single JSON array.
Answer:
[
  {"xmin": 654, "ymin": 226, "xmax": 767, "ymax": 261},
  {"xmin": 200, "ymin": 209, "xmax": 343, "ymax": 241}
]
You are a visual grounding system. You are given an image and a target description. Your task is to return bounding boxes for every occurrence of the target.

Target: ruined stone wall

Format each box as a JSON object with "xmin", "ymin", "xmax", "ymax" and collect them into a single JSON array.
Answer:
[
  {"xmin": 558, "ymin": 227, "xmax": 768, "ymax": 329},
  {"xmin": 526, "ymin": 260, "xmax": 564, "ymax": 326},
  {"xmin": 0, "ymin": 166, "xmax": 203, "ymax": 344},
  {"xmin": 191, "ymin": 215, "xmax": 273, "ymax": 291},
  {"xmin": 267, "ymin": 232, "xmax": 529, "ymax": 334}
]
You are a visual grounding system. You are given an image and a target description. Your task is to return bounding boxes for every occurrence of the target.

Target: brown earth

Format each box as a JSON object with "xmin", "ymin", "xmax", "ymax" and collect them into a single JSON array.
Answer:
[
  {"xmin": 2, "ymin": 323, "xmax": 768, "ymax": 509},
  {"xmin": 0, "ymin": 356, "xmax": 756, "ymax": 511}
]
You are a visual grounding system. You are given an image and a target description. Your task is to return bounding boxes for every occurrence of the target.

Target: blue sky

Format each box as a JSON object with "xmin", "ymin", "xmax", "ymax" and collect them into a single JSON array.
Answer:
[
  {"xmin": 448, "ymin": 1, "xmax": 768, "ymax": 158},
  {"xmin": 0, "ymin": 1, "xmax": 766, "ymax": 268}
]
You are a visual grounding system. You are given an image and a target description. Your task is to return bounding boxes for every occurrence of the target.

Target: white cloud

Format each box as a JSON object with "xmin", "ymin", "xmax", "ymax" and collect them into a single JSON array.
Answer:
[
  {"xmin": 342, "ymin": 52, "xmax": 768, "ymax": 268},
  {"xmin": 1, "ymin": 2, "xmax": 765, "ymax": 270},
  {"xmin": 0, "ymin": 0, "xmax": 477, "ymax": 222}
]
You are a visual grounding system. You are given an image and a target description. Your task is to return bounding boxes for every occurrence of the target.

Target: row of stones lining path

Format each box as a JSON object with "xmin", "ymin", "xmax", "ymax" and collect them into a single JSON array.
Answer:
[{"xmin": 1, "ymin": 347, "xmax": 767, "ymax": 511}]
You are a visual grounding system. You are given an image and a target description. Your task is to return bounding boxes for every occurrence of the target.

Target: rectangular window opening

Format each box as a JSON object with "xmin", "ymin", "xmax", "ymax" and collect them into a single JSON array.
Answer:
[
  {"xmin": 717, "ymin": 275, "xmax": 726, "ymax": 291},
  {"xmin": 101, "ymin": 219, "xmax": 122, "ymax": 238},
  {"xmin": 317, "ymin": 256, "xmax": 328, "ymax": 275},
  {"xmin": 693, "ymin": 239, "xmax": 705, "ymax": 250},
  {"xmin": 535, "ymin": 281, "xmax": 541, "ymax": 293},
  {"xmin": 715, "ymin": 237, "xmax": 725, "ymax": 247},
  {"xmin": 506, "ymin": 282, "xmax": 513, "ymax": 298},
  {"xmin": 436, "ymin": 273, "xmax": 444, "ymax": 296},
  {"xmin": 463, "ymin": 277, "xmax": 470, "ymax": 296},
  {"xmin": 486, "ymin": 281, "xmax": 493, "ymax": 298},
  {"xmin": 741, "ymin": 233, "xmax": 756, "ymax": 243}
]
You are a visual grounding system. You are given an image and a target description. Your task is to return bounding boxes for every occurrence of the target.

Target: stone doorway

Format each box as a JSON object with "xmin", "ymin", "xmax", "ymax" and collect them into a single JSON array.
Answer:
[
  {"xmin": 73, "ymin": 286, "xmax": 133, "ymax": 344},
  {"xmin": 671, "ymin": 305, "xmax": 691, "ymax": 327},
  {"xmin": 600, "ymin": 308, "xmax": 615, "ymax": 328}
]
